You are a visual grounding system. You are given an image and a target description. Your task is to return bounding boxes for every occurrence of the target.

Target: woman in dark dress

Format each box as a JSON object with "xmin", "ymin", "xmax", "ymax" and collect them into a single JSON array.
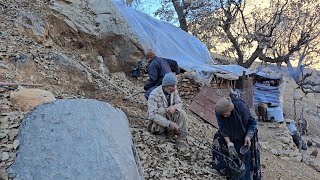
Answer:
[{"xmin": 212, "ymin": 97, "xmax": 261, "ymax": 180}]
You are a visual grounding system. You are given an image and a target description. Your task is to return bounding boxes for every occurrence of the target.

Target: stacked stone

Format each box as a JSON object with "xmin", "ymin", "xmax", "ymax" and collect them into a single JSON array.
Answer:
[{"xmin": 178, "ymin": 77, "xmax": 200, "ymax": 100}]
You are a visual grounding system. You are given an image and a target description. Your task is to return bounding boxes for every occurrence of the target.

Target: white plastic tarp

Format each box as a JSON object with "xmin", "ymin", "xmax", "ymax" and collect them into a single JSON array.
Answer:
[
  {"xmin": 253, "ymin": 83, "xmax": 280, "ymax": 106},
  {"xmin": 112, "ymin": 1, "xmax": 216, "ymax": 80}
]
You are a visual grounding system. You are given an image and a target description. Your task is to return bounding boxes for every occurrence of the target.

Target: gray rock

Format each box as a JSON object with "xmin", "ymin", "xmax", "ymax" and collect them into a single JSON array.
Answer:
[
  {"xmin": 290, "ymin": 155, "xmax": 302, "ymax": 162},
  {"xmin": 0, "ymin": 168, "xmax": 8, "ymax": 180},
  {"xmin": 47, "ymin": 0, "xmax": 144, "ymax": 73},
  {"xmin": 9, "ymin": 99, "xmax": 142, "ymax": 180},
  {"xmin": 13, "ymin": 140, "xmax": 20, "ymax": 150},
  {"xmin": 271, "ymin": 148, "xmax": 279, "ymax": 155},
  {"xmin": 279, "ymin": 156, "xmax": 290, "ymax": 161},
  {"xmin": 0, "ymin": 133, "xmax": 7, "ymax": 139},
  {"xmin": 10, "ymin": 54, "xmax": 31, "ymax": 63},
  {"xmin": 16, "ymin": 11, "xmax": 49, "ymax": 44},
  {"xmin": 289, "ymin": 150, "xmax": 300, "ymax": 157},
  {"xmin": 278, "ymin": 136, "xmax": 291, "ymax": 144},
  {"xmin": 49, "ymin": 0, "xmax": 137, "ymax": 40},
  {"xmin": 1, "ymin": 152, "xmax": 9, "ymax": 161},
  {"xmin": 8, "ymin": 129, "xmax": 19, "ymax": 141},
  {"xmin": 97, "ymin": 55, "xmax": 108, "ymax": 74},
  {"xmin": 278, "ymin": 150, "xmax": 290, "ymax": 156}
]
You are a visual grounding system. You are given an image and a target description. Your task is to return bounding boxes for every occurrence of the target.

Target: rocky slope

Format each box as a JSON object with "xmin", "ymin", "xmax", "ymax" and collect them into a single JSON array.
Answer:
[{"xmin": 0, "ymin": 0, "xmax": 319, "ymax": 180}]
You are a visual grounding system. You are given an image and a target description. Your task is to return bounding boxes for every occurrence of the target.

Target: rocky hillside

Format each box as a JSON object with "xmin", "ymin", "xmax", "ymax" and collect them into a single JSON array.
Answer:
[{"xmin": 0, "ymin": 0, "xmax": 319, "ymax": 180}]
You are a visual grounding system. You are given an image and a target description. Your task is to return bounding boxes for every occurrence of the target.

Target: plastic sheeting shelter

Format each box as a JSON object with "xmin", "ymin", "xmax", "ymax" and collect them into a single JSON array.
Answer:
[
  {"xmin": 112, "ymin": 1, "xmax": 219, "ymax": 81},
  {"xmin": 253, "ymin": 83, "xmax": 280, "ymax": 106},
  {"xmin": 211, "ymin": 64, "xmax": 248, "ymax": 80},
  {"xmin": 251, "ymin": 65, "xmax": 283, "ymax": 107},
  {"xmin": 112, "ymin": 1, "xmax": 269, "ymax": 84},
  {"xmin": 9, "ymin": 99, "xmax": 142, "ymax": 180}
]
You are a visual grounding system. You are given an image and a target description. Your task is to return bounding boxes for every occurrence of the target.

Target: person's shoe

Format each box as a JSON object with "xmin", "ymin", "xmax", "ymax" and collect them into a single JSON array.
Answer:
[{"xmin": 149, "ymin": 122, "xmax": 164, "ymax": 135}]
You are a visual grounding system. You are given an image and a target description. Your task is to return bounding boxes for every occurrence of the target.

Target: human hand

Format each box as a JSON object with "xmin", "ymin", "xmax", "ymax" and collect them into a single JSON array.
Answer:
[
  {"xmin": 227, "ymin": 142, "xmax": 238, "ymax": 158},
  {"xmin": 168, "ymin": 122, "xmax": 178, "ymax": 130},
  {"xmin": 244, "ymin": 136, "xmax": 251, "ymax": 148},
  {"xmin": 166, "ymin": 106, "xmax": 176, "ymax": 115}
]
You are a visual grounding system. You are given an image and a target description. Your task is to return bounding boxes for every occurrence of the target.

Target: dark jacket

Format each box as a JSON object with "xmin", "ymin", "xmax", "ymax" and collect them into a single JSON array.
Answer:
[
  {"xmin": 144, "ymin": 56, "xmax": 180, "ymax": 91},
  {"xmin": 216, "ymin": 99, "xmax": 256, "ymax": 141}
]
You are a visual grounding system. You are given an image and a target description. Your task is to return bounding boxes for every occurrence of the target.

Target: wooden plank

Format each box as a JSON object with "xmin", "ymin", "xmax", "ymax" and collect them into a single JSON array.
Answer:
[
  {"xmin": 189, "ymin": 86, "xmax": 222, "ymax": 128},
  {"xmin": 0, "ymin": 82, "xmax": 43, "ymax": 87}
]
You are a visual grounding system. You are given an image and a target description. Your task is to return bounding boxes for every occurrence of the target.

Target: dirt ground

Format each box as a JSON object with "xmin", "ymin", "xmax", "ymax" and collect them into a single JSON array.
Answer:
[
  {"xmin": 258, "ymin": 121, "xmax": 320, "ymax": 180},
  {"xmin": 86, "ymin": 78, "xmax": 320, "ymax": 180}
]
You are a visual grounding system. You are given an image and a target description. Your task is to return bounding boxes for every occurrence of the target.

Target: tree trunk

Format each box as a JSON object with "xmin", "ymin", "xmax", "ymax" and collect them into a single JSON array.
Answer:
[
  {"xmin": 171, "ymin": 0, "xmax": 188, "ymax": 32},
  {"xmin": 243, "ymin": 48, "xmax": 263, "ymax": 68},
  {"xmin": 221, "ymin": 24, "xmax": 244, "ymax": 66}
]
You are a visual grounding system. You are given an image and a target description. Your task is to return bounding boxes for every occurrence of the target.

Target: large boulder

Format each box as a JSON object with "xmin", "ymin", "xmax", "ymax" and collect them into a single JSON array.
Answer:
[
  {"xmin": 47, "ymin": 0, "xmax": 143, "ymax": 74},
  {"xmin": 10, "ymin": 88, "xmax": 56, "ymax": 112},
  {"xmin": 49, "ymin": 0, "xmax": 137, "ymax": 39},
  {"xmin": 9, "ymin": 99, "xmax": 142, "ymax": 180}
]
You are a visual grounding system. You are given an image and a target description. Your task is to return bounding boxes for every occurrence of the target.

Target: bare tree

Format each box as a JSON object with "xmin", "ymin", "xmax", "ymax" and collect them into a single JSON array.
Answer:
[
  {"xmin": 171, "ymin": 0, "xmax": 191, "ymax": 32},
  {"xmin": 287, "ymin": 42, "xmax": 320, "ymax": 94},
  {"xmin": 187, "ymin": 0, "xmax": 320, "ymax": 68},
  {"xmin": 154, "ymin": 0, "xmax": 193, "ymax": 32},
  {"xmin": 128, "ymin": 0, "xmax": 320, "ymax": 69}
]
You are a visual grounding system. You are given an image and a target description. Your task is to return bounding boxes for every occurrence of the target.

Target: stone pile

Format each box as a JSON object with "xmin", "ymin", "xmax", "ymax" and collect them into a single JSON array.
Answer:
[
  {"xmin": 130, "ymin": 114, "xmax": 221, "ymax": 180},
  {"xmin": 178, "ymin": 76, "xmax": 200, "ymax": 100},
  {"xmin": 0, "ymin": 90, "xmax": 25, "ymax": 180}
]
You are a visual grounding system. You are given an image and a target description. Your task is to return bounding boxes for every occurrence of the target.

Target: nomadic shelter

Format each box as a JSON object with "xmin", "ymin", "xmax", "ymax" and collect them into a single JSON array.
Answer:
[
  {"xmin": 113, "ymin": 1, "xmax": 284, "ymax": 125},
  {"xmin": 113, "ymin": 0, "xmax": 214, "ymax": 81},
  {"xmin": 189, "ymin": 64, "xmax": 254, "ymax": 128},
  {"xmin": 251, "ymin": 65, "xmax": 285, "ymax": 122},
  {"xmin": 189, "ymin": 64, "xmax": 285, "ymax": 127}
]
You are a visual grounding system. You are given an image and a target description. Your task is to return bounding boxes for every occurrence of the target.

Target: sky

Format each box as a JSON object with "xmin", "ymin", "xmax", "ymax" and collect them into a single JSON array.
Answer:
[
  {"xmin": 121, "ymin": 0, "xmax": 179, "ymax": 26},
  {"xmin": 135, "ymin": 0, "xmax": 161, "ymax": 16}
]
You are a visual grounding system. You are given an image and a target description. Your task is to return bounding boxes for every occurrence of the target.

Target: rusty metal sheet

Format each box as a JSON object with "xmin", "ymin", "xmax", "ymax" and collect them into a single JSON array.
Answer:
[{"xmin": 189, "ymin": 86, "xmax": 222, "ymax": 128}]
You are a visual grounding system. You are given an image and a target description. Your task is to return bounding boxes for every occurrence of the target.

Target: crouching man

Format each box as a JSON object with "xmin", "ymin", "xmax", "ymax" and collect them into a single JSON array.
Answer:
[{"xmin": 147, "ymin": 72, "xmax": 188, "ymax": 150}]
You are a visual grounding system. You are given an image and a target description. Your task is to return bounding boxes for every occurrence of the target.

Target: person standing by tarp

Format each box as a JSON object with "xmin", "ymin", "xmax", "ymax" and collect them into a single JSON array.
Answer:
[
  {"xmin": 212, "ymin": 96, "xmax": 261, "ymax": 180},
  {"xmin": 147, "ymin": 72, "xmax": 188, "ymax": 151},
  {"xmin": 285, "ymin": 119, "xmax": 307, "ymax": 150},
  {"xmin": 144, "ymin": 51, "xmax": 180, "ymax": 99}
]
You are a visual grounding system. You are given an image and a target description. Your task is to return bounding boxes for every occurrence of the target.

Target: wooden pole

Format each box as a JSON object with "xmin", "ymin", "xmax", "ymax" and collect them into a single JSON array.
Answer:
[
  {"xmin": 0, "ymin": 82, "xmax": 43, "ymax": 87},
  {"xmin": 241, "ymin": 71, "xmax": 246, "ymax": 90},
  {"xmin": 79, "ymin": 62, "xmax": 128, "ymax": 95},
  {"xmin": 123, "ymin": 90, "xmax": 145, "ymax": 100}
]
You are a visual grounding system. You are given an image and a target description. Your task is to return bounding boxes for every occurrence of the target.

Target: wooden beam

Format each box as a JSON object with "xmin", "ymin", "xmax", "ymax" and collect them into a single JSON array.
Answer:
[{"xmin": 0, "ymin": 82, "xmax": 43, "ymax": 87}]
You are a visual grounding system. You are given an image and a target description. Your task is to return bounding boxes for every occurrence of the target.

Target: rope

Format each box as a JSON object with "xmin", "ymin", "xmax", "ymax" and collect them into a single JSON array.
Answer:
[
  {"xmin": 178, "ymin": 129, "xmax": 235, "ymax": 163},
  {"xmin": 125, "ymin": 112, "xmax": 236, "ymax": 163}
]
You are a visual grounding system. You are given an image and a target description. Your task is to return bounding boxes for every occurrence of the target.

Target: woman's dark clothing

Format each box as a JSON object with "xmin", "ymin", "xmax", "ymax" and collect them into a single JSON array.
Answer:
[
  {"xmin": 216, "ymin": 99, "xmax": 256, "ymax": 142},
  {"xmin": 212, "ymin": 99, "xmax": 261, "ymax": 180}
]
